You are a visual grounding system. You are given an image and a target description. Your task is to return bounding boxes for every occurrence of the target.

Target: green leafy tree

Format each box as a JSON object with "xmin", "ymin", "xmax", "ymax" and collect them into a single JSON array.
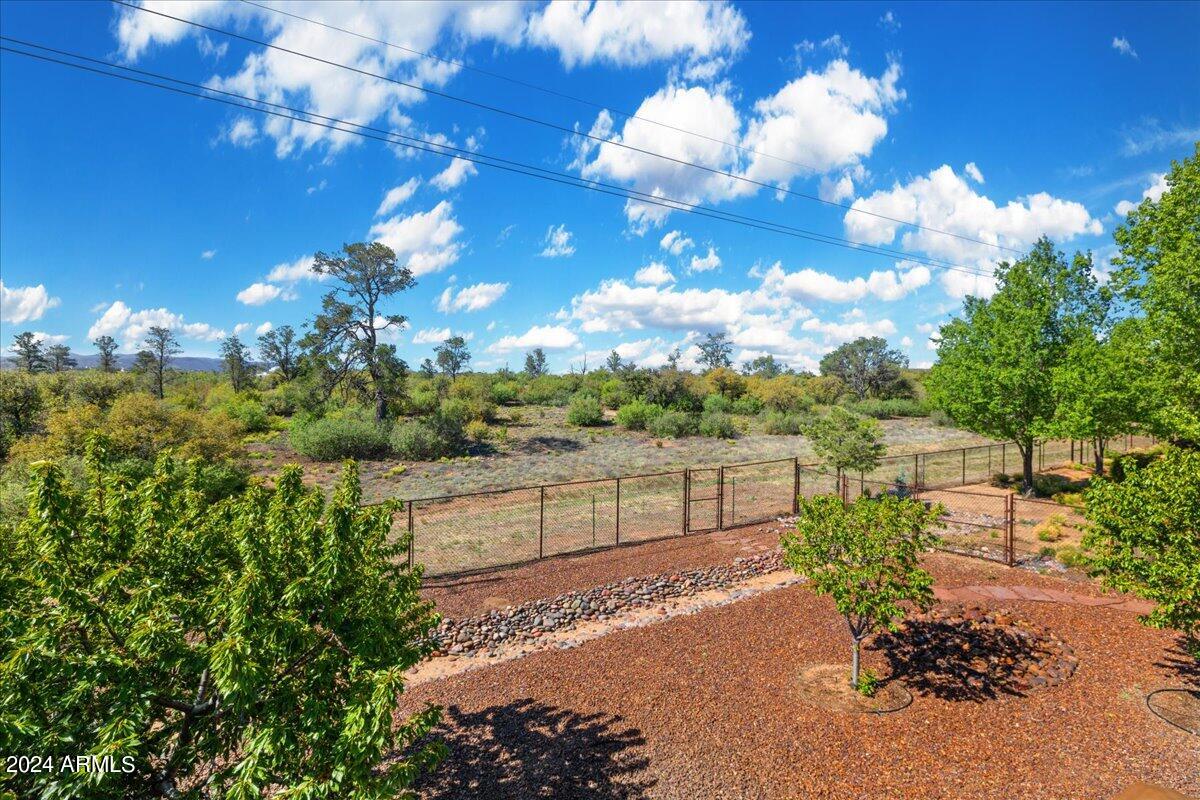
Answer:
[
  {"xmin": 302, "ymin": 242, "xmax": 415, "ymax": 422},
  {"xmin": 419, "ymin": 357, "xmax": 438, "ymax": 379},
  {"xmin": 0, "ymin": 372, "xmax": 44, "ymax": 458},
  {"xmin": 1084, "ymin": 446, "xmax": 1200, "ymax": 661},
  {"xmin": 605, "ymin": 350, "xmax": 624, "ymax": 373},
  {"xmin": 1042, "ymin": 317, "xmax": 1144, "ymax": 474},
  {"xmin": 818, "ymin": 337, "xmax": 909, "ymax": 400},
  {"xmin": 46, "ymin": 343, "xmax": 76, "ymax": 372},
  {"xmin": 926, "ymin": 239, "xmax": 1099, "ymax": 491},
  {"xmin": 743, "ymin": 354, "xmax": 785, "ymax": 378},
  {"xmin": 0, "ymin": 439, "xmax": 444, "ymax": 799},
  {"xmin": 219, "ymin": 333, "xmax": 252, "ymax": 392},
  {"xmin": 435, "ymin": 335, "xmax": 471, "ymax": 379},
  {"xmin": 806, "ymin": 407, "xmax": 886, "ymax": 476},
  {"xmin": 93, "ymin": 334, "xmax": 119, "ymax": 372},
  {"xmin": 1111, "ymin": 144, "xmax": 1200, "ymax": 443},
  {"xmin": 524, "ymin": 348, "xmax": 547, "ymax": 377},
  {"xmin": 257, "ymin": 324, "xmax": 299, "ymax": 381},
  {"xmin": 781, "ymin": 494, "xmax": 942, "ymax": 688},
  {"xmin": 696, "ymin": 332, "xmax": 732, "ymax": 370},
  {"xmin": 10, "ymin": 331, "xmax": 48, "ymax": 373},
  {"xmin": 137, "ymin": 325, "xmax": 181, "ymax": 399}
]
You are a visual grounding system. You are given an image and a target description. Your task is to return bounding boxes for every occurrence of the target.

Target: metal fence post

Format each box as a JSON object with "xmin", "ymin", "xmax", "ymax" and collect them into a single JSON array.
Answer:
[
  {"xmin": 962, "ymin": 448, "xmax": 967, "ymax": 485},
  {"xmin": 913, "ymin": 453, "xmax": 920, "ymax": 490},
  {"xmin": 406, "ymin": 500, "xmax": 414, "ymax": 569},
  {"xmin": 538, "ymin": 486, "xmax": 545, "ymax": 559},
  {"xmin": 683, "ymin": 469, "xmax": 690, "ymax": 534},
  {"xmin": 1006, "ymin": 493, "xmax": 1015, "ymax": 567},
  {"xmin": 1002, "ymin": 442, "xmax": 1006, "ymax": 474},
  {"xmin": 615, "ymin": 477, "xmax": 621, "ymax": 545},
  {"xmin": 730, "ymin": 477, "xmax": 736, "ymax": 525},
  {"xmin": 792, "ymin": 457, "xmax": 800, "ymax": 515},
  {"xmin": 716, "ymin": 466, "xmax": 725, "ymax": 530}
]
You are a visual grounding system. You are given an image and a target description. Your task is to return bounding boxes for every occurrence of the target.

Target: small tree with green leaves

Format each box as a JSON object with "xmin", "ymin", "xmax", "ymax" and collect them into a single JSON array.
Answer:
[
  {"xmin": 93, "ymin": 334, "xmax": 119, "ymax": 372},
  {"xmin": 10, "ymin": 331, "xmax": 48, "ymax": 373},
  {"xmin": 782, "ymin": 494, "xmax": 942, "ymax": 690},
  {"xmin": 696, "ymin": 332, "xmax": 732, "ymax": 370},
  {"xmin": 605, "ymin": 350, "xmax": 624, "ymax": 373},
  {"xmin": 819, "ymin": 336, "xmax": 908, "ymax": 400},
  {"xmin": 435, "ymin": 335, "xmax": 471, "ymax": 379},
  {"xmin": 524, "ymin": 348, "xmax": 547, "ymax": 377},
  {"xmin": 137, "ymin": 325, "xmax": 181, "ymax": 399},
  {"xmin": 806, "ymin": 406, "xmax": 886, "ymax": 477},
  {"xmin": 257, "ymin": 324, "xmax": 299, "ymax": 381},
  {"xmin": 219, "ymin": 333, "xmax": 252, "ymax": 392},
  {"xmin": 46, "ymin": 343, "xmax": 76, "ymax": 372},
  {"xmin": 1084, "ymin": 446, "xmax": 1200, "ymax": 662},
  {"xmin": 0, "ymin": 438, "xmax": 444, "ymax": 798}
]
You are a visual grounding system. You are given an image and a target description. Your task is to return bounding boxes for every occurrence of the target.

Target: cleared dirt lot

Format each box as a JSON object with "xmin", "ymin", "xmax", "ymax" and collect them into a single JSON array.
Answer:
[{"xmin": 402, "ymin": 553, "xmax": 1198, "ymax": 800}]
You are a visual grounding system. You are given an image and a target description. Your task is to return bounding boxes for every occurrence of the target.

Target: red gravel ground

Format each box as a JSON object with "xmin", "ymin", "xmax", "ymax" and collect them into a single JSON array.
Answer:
[{"xmin": 403, "ymin": 553, "xmax": 1198, "ymax": 800}]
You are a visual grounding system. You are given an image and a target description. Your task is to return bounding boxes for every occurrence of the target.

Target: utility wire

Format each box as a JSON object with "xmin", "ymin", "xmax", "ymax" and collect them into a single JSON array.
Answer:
[
  {"xmin": 0, "ymin": 38, "xmax": 998, "ymax": 282},
  {"xmin": 115, "ymin": 0, "xmax": 1021, "ymax": 257}
]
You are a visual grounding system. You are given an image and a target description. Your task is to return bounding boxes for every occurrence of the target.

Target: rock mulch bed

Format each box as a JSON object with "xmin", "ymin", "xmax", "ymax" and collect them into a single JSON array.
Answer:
[
  {"xmin": 431, "ymin": 551, "xmax": 786, "ymax": 658},
  {"xmin": 873, "ymin": 604, "xmax": 1078, "ymax": 699}
]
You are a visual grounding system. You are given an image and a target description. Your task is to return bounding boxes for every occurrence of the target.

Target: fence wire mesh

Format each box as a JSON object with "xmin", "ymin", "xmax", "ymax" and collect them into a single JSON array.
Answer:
[
  {"xmin": 404, "ymin": 434, "xmax": 1155, "ymax": 576},
  {"xmin": 722, "ymin": 459, "xmax": 796, "ymax": 528}
]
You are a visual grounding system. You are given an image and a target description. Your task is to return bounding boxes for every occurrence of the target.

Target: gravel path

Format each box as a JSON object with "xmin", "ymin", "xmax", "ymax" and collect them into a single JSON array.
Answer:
[{"xmin": 402, "ymin": 553, "xmax": 1198, "ymax": 800}]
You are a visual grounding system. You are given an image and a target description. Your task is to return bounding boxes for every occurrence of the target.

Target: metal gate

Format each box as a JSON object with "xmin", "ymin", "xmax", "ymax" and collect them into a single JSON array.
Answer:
[{"xmin": 684, "ymin": 467, "xmax": 720, "ymax": 533}]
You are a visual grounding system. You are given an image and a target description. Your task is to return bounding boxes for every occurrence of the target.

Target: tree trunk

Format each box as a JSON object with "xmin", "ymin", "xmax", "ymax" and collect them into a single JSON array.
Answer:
[
  {"xmin": 373, "ymin": 383, "xmax": 387, "ymax": 423},
  {"xmin": 1094, "ymin": 438, "xmax": 1105, "ymax": 475},
  {"xmin": 850, "ymin": 638, "xmax": 861, "ymax": 689},
  {"xmin": 1020, "ymin": 444, "xmax": 1035, "ymax": 494}
]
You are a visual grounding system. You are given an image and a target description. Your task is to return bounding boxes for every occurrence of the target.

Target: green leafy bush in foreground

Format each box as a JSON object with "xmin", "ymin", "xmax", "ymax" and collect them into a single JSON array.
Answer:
[
  {"xmin": 289, "ymin": 413, "xmax": 391, "ymax": 460},
  {"xmin": 391, "ymin": 417, "xmax": 459, "ymax": 460},
  {"xmin": 0, "ymin": 438, "xmax": 443, "ymax": 799},
  {"xmin": 1085, "ymin": 446, "xmax": 1200, "ymax": 661}
]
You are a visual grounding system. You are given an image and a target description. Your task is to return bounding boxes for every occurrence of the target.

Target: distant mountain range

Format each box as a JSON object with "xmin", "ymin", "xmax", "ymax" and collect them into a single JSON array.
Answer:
[{"xmin": 0, "ymin": 353, "xmax": 228, "ymax": 372}]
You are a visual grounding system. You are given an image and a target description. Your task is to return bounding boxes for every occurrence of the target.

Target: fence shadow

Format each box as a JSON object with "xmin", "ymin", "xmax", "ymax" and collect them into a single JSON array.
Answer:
[
  {"xmin": 414, "ymin": 699, "xmax": 654, "ymax": 800},
  {"xmin": 871, "ymin": 617, "xmax": 1045, "ymax": 702}
]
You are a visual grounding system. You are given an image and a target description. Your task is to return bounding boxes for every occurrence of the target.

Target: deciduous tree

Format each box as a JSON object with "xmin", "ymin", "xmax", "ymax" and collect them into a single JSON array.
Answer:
[
  {"xmin": 806, "ymin": 407, "xmax": 886, "ymax": 477},
  {"xmin": 781, "ymin": 494, "xmax": 942, "ymax": 688},
  {"xmin": 1084, "ymin": 446, "xmax": 1200, "ymax": 662},
  {"xmin": 819, "ymin": 337, "xmax": 908, "ymax": 400},
  {"xmin": 926, "ymin": 238, "xmax": 1099, "ymax": 492},
  {"xmin": 1111, "ymin": 144, "xmax": 1200, "ymax": 443},
  {"xmin": 743, "ymin": 354, "xmax": 785, "ymax": 378},
  {"xmin": 0, "ymin": 438, "xmax": 444, "ymax": 799}
]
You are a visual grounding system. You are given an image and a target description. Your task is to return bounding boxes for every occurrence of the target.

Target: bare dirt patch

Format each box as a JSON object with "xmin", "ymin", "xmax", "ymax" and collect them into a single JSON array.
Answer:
[{"xmin": 794, "ymin": 664, "xmax": 912, "ymax": 713}]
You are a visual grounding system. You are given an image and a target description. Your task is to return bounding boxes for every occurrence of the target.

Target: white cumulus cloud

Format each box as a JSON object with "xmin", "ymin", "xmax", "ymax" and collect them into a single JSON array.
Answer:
[
  {"xmin": 689, "ymin": 246, "xmax": 722, "ymax": 273},
  {"xmin": 437, "ymin": 281, "xmax": 508, "ymax": 312},
  {"xmin": 1, "ymin": 282, "xmax": 61, "ymax": 324},
  {"xmin": 87, "ymin": 301, "xmax": 225, "ymax": 350},
  {"xmin": 659, "ymin": 230, "xmax": 694, "ymax": 255},
  {"xmin": 538, "ymin": 223, "xmax": 576, "ymax": 258},
  {"xmin": 487, "ymin": 324, "xmax": 580, "ymax": 353},
  {"xmin": 369, "ymin": 200, "xmax": 465, "ymax": 275},
  {"xmin": 1114, "ymin": 172, "xmax": 1169, "ymax": 216},
  {"xmin": 375, "ymin": 178, "xmax": 421, "ymax": 217},
  {"xmin": 634, "ymin": 262, "xmax": 676, "ymax": 286}
]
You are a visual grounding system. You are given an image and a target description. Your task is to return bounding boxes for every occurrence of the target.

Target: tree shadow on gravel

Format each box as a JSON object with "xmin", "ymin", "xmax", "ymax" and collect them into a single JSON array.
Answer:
[
  {"xmin": 1155, "ymin": 637, "xmax": 1200, "ymax": 687},
  {"xmin": 513, "ymin": 436, "xmax": 586, "ymax": 455},
  {"xmin": 414, "ymin": 699, "xmax": 654, "ymax": 799},
  {"xmin": 871, "ymin": 618, "xmax": 1046, "ymax": 702}
]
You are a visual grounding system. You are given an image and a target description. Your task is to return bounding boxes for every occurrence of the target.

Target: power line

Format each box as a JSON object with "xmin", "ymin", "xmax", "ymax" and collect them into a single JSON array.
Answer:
[
  {"xmin": 115, "ymin": 0, "xmax": 1022, "ymax": 257},
  {"xmin": 237, "ymin": 0, "xmax": 815, "ymax": 172},
  {"xmin": 0, "ymin": 38, "xmax": 998, "ymax": 283}
]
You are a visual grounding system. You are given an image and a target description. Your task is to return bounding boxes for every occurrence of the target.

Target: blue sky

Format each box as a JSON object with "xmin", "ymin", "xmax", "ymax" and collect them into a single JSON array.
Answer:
[{"xmin": 2, "ymin": 0, "xmax": 1197, "ymax": 372}]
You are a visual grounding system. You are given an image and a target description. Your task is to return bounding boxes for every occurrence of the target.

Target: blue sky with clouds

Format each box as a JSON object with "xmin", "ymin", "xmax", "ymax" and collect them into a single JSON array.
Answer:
[{"xmin": 2, "ymin": 0, "xmax": 1197, "ymax": 372}]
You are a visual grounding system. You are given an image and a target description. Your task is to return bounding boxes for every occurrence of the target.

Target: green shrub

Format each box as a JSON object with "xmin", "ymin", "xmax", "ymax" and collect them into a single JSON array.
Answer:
[
  {"xmin": 615, "ymin": 400, "xmax": 664, "ymax": 430},
  {"xmin": 702, "ymin": 393, "xmax": 733, "ymax": 414},
  {"xmin": 223, "ymin": 396, "xmax": 270, "ymax": 432},
  {"xmin": 566, "ymin": 393, "xmax": 605, "ymax": 426},
  {"xmin": 699, "ymin": 410, "xmax": 737, "ymax": 438},
  {"xmin": 73, "ymin": 370, "xmax": 138, "ymax": 410},
  {"xmin": 731, "ymin": 395, "xmax": 764, "ymax": 415},
  {"xmin": 1031, "ymin": 473, "xmax": 1073, "ymax": 498},
  {"xmin": 437, "ymin": 397, "xmax": 475, "ymax": 428},
  {"xmin": 465, "ymin": 419, "xmax": 491, "ymax": 443},
  {"xmin": 0, "ymin": 443, "xmax": 442, "ymax": 799},
  {"xmin": 600, "ymin": 379, "xmax": 628, "ymax": 410},
  {"xmin": 750, "ymin": 376, "xmax": 809, "ymax": 412},
  {"xmin": 522, "ymin": 375, "xmax": 573, "ymax": 406},
  {"xmin": 1109, "ymin": 447, "xmax": 1164, "ymax": 482},
  {"xmin": 929, "ymin": 408, "xmax": 956, "ymax": 427},
  {"xmin": 390, "ymin": 419, "xmax": 457, "ymax": 460},
  {"xmin": 289, "ymin": 414, "xmax": 391, "ymax": 460},
  {"xmin": 1055, "ymin": 544, "xmax": 1090, "ymax": 568},
  {"xmin": 648, "ymin": 410, "xmax": 699, "ymax": 438},
  {"xmin": 763, "ymin": 411, "xmax": 807, "ymax": 435},
  {"xmin": 408, "ymin": 386, "xmax": 440, "ymax": 415},
  {"xmin": 849, "ymin": 398, "xmax": 929, "ymax": 419},
  {"xmin": 490, "ymin": 380, "xmax": 520, "ymax": 406},
  {"xmin": 805, "ymin": 375, "xmax": 845, "ymax": 405}
]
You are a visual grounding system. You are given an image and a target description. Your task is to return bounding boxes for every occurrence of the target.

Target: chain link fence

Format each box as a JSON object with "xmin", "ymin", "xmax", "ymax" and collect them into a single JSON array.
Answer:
[{"xmin": 401, "ymin": 434, "xmax": 1156, "ymax": 576}]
